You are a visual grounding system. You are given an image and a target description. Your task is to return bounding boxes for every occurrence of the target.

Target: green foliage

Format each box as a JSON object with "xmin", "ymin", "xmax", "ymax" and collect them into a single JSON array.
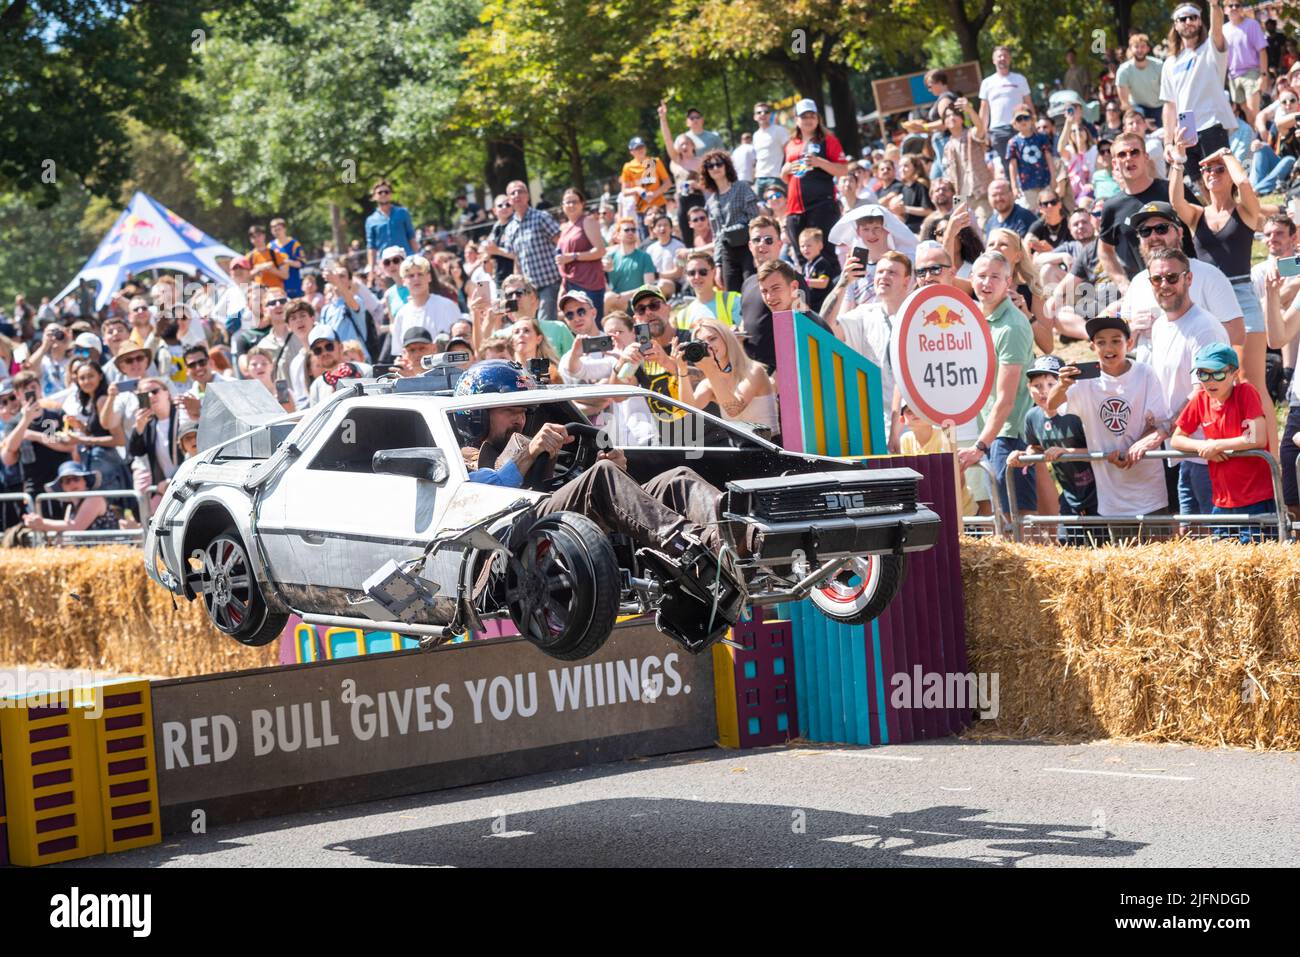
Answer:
[{"xmin": 0, "ymin": 183, "xmax": 97, "ymax": 304}]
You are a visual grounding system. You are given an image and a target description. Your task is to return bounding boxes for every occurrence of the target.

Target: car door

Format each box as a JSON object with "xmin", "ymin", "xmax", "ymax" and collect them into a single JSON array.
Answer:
[{"xmin": 279, "ymin": 403, "xmax": 450, "ymax": 597}]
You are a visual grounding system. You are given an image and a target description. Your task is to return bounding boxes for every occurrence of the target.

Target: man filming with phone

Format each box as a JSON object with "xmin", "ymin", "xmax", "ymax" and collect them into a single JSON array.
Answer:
[
  {"xmin": 1161, "ymin": 1, "xmax": 1234, "ymax": 182},
  {"xmin": 1, "ymin": 371, "xmax": 73, "ymax": 515}
]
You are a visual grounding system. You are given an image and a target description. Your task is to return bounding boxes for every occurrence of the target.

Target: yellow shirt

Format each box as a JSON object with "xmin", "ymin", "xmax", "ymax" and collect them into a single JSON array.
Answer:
[{"xmin": 900, "ymin": 427, "xmax": 974, "ymax": 516}]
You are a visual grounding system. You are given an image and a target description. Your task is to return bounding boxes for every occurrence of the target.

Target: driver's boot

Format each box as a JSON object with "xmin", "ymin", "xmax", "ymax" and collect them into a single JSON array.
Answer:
[{"xmin": 636, "ymin": 526, "xmax": 746, "ymax": 653}]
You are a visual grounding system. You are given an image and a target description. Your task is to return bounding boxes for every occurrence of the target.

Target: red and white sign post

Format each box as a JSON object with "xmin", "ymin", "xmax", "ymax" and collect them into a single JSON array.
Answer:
[{"xmin": 889, "ymin": 284, "xmax": 996, "ymax": 516}]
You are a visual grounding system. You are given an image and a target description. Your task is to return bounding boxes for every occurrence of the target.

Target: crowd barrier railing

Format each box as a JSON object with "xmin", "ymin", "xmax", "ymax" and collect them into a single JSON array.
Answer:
[
  {"xmin": 960, "ymin": 458, "xmax": 1005, "ymax": 538},
  {"xmin": 1003, "ymin": 448, "xmax": 1290, "ymax": 543},
  {"xmin": 32, "ymin": 487, "xmax": 154, "ymax": 547}
]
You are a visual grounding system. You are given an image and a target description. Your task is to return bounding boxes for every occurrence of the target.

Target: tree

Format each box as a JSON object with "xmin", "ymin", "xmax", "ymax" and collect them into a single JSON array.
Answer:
[
  {"xmin": 0, "ymin": 1, "xmax": 261, "ymax": 206},
  {"xmin": 940, "ymin": 0, "xmax": 997, "ymax": 63}
]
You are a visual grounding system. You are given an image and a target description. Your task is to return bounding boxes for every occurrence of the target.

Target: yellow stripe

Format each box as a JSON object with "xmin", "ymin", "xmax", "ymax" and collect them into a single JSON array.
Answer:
[
  {"xmin": 833, "ymin": 352, "xmax": 849, "ymax": 456},
  {"xmin": 809, "ymin": 339, "xmax": 826, "ymax": 455}
]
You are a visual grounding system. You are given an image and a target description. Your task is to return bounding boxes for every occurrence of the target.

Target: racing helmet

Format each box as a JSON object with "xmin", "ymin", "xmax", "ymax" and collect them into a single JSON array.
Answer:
[{"xmin": 452, "ymin": 359, "xmax": 534, "ymax": 439}]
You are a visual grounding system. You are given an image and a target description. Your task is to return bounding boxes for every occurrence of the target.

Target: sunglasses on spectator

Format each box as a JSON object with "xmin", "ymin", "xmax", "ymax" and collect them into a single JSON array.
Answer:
[
  {"xmin": 1039, "ymin": 198, "xmax": 1060, "ymax": 207},
  {"xmin": 383, "ymin": 256, "xmax": 404, "ymax": 266},
  {"xmin": 311, "ymin": 343, "xmax": 337, "ymax": 355},
  {"xmin": 0, "ymin": 394, "xmax": 18, "ymax": 405},
  {"xmin": 687, "ymin": 268, "xmax": 712, "ymax": 277},
  {"xmin": 749, "ymin": 235, "xmax": 777, "ymax": 246},
  {"xmin": 131, "ymin": 305, "xmax": 150, "ymax": 313},
  {"xmin": 494, "ymin": 202, "xmax": 509, "ymax": 209},
  {"xmin": 562, "ymin": 307, "xmax": 589, "ymax": 320},
  {"xmin": 1195, "ymin": 368, "xmax": 1231, "ymax": 381},
  {"xmin": 1176, "ymin": 14, "xmax": 1200, "ymax": 22},
  {"xmin": 621, "ymin": 226, "xmax": 638, "ymax": 233},
  {"xmin": 138, "ymin": 388, "xmax": 164, "ymax": 398},
  {"xmin": 1137, "ymin": 222, "xmax": 1175, "ymax": 238},
  {"xmin": 1149, "ymin": 270, "xmax": 1187, "ymax": 285},
  {"xmin": 1114, "ymin": 148, "xmax": 1142, "ymax": 160},
  {"xmin": 633, "ymin": 300, "xmax": 665, "ymax": 315},
  {"xmin": 703, "ymin": 160, "xmax": 726, "ymax": 169},
  {"xmin": 764, "ymin": 193, "xmax": 784, "ymax": 202},
  {"xmin": 185, "ymin": 357, "xmax": 208, "ymax": 368},
  {"xmin": 1014, "ymin": 115, "xmax": 1031, "ymax": 123},
  {"xmin": 1201, "ymin": 163, "xmax": 1226, "ymax": 176},
  {"xmin": 1091, "ymin": 209, "xmax": 1104, "ymax": 217},
  {"xmin": 689, "ymin": 214, "xmax": 708, "ymax": 221},
  {"xmin": 374, "ymin": 190, "xmax": 392, "ymax": 196},
  {"xmin": 754, "ymin": 109, "xmax": 770, "ymax": 115},
  {"xmin": 915, "ymin": 265, "xmax": 947, "ymax": 277},
  {"xmin": 265, "ymin": 298, "xmax": 287, "ymax": 307},
  {"xmin": 120, "ymin": 353, "xmax": 148, "ymax": 365}
]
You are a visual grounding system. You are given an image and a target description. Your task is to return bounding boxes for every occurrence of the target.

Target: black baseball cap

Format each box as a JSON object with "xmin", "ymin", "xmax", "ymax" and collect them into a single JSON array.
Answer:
[
  {"xmin": 1125, "ymin": 201, "xmax": 1178, "ymax": 230},
  {"xmin": 403, "ymin": 327, "xmax": 434, "ymax": 347},
  {"xmin": 1085, "ymin": 315, "xmax": 1132, "ymax": 339}
]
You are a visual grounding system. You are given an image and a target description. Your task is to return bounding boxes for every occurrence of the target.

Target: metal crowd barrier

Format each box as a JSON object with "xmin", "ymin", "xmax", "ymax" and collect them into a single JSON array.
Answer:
[
  {"xmin": 32, "ymin": 487, "xmax": 154, "ymax": 547},
  {"xmin": 960, "ymin": 458, "xmax": 1005, "ymax": 538},
  {"xmin": 1004, "ymin": 448, "xmax": 1290, "ymax": 544}
]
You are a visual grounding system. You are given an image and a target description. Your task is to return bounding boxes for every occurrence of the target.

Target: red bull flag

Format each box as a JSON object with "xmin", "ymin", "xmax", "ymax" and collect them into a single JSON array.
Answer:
[{"xmin": 53, "ymin": 191, "xmax": 241, "ymax": 310}]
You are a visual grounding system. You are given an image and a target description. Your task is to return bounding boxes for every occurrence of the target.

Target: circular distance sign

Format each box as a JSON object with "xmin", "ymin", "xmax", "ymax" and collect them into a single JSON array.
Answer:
[{"xmin": 889, "ymin": 283, "xmax": 995, "ymax": 426}]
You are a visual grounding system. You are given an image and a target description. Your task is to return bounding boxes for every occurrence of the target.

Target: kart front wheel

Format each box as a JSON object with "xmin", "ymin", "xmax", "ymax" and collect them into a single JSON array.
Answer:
[
  {"xmin": 809, "ymin": 554, "xmax": 906, "ymax": 625},
  {"xmin": 195, "ymin": 530, "xmax": 286, "ymax": 646},
  {"xmin": 506, "ymin": 512, "xmax": 619, "ymax": 661}
]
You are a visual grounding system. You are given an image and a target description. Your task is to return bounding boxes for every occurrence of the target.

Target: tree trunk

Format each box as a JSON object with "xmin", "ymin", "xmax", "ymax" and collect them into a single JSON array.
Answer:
[
  {"xmin": 486, "ymin": 137, "xmax": 528, "ymax": 197},
  {"xmin": 1110, "ymin": 0, "xmax": 1136, "ymax": 48},
  {"xmin": 563, "ymin": 121, "xmax": 585, "ymax": 195},
  {"xmin": 826, "ymin": 65, "xmax": 861, "ymax": 158},
  {"xmin": 943, "ymin": 0, "xmax": 996, "ymax": 63},
  {"xmin": 329, "ymin": 202, "xmax": 344, "ymax": 256}
]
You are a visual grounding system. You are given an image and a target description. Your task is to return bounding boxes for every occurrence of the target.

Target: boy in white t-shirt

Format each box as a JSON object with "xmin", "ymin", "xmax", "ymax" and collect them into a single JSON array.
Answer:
[{"xmin": 1048, "ymin": 316, "xmax": 1173, "ymax": 537}]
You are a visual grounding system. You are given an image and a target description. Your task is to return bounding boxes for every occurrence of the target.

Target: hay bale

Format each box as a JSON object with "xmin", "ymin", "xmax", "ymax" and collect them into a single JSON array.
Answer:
[
  {"xmin": 0, "ymin": 547, "xmax": 278, "ymax": 677},
  {"xmin": 961, "ymin": 538, "xmax": 1300, "ymax": 750}
]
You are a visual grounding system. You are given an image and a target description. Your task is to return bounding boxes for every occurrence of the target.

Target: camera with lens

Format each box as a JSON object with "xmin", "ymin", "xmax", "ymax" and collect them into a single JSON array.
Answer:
[
  {"xmin": 681, "ymin": 340, "xmax": 709, "ymax": 364},
  {"xmin": 503, "ymin": 294, "xmax": 521, "ymax": 313},
  {"xmin": 528, "ymin": 357, "xmax": 551, "ymax": 382}
]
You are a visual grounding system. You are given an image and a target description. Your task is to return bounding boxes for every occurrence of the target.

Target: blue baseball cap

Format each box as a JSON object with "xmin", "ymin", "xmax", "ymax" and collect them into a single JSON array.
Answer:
[
  {"xmin": 628, "ymin": 136, "xmax": 647, "ymax": 150},
  {"xmin": 1026, "ymin": 355, "xmax": 1064, "ymax": 379},
  {"xmin": 1192, "ymin": 342, "xmax": 1239, "ymax": 372}
]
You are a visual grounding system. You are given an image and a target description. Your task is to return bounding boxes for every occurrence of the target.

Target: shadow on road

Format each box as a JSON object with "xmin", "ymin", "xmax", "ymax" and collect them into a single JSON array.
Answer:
[{"xmin": 320, "ymin": 798, "xmax": 1146, "ymax": 867}]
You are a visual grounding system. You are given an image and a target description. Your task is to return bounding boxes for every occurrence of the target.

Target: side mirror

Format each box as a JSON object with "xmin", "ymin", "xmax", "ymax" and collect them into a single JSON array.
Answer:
[{"xmin": 372, "ymin": 447, "xmax": 450, "ymax": 483}]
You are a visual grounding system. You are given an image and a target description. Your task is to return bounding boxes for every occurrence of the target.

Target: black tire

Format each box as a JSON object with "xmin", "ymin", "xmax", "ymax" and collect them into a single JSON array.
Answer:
[
  {"xmin": 195, "ymin": 529, "xmax": 287, "ymax": 646},
  {"xmin": 809, "ymin": 554, "xmax": 907, "ymax": 625},
  {"xmin": 506, "ymin": 512, "xmax": 620, "ymax": 661}
]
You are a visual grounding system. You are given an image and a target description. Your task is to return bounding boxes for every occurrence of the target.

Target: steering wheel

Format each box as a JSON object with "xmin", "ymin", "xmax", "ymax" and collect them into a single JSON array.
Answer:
[{"xmin": 523, "ymin": 422, "xmax": 600, "ymax": 492}]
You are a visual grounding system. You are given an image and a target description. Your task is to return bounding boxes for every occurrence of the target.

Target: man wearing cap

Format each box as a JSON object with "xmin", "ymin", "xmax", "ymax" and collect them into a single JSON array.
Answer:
[
  {"xmin": 620, "ymin": 137, "xmax": 673, "ymax": 226},
  {"xmin": 625, "ymin": 286, "xmax": 689, "ymax": 415},
  {"xmin": 1098, "ymin": 131, "xmax": 1198, "ymax": 291},
  {"xmin": 682, "ymin": 107, "xmax": 723, "ymax": 153},
  {"xmin": 365, "ymin": 180, "xmax": 417, "ymax": 274},
  {"xmin": 751, "ymin": 102, "xmax": 789, "ymax": 197},
  {"xmin": 558, "ymin": 290, "xmax": 617, "ymax": 385},
  {"xmin": 979, "ymin": 46, "xmax": 1034, "ymax": 178},
  {"xmin": 1117, "ymin": 201, "xmax": 1242, "ymax": 363},
  {"xmin": 1145, "ymin": 247, "xmax": 1232, "ymax": 515},
  {"xmin": 71, "ymin": 332, "xmax": 104, "ymax": 367},
  {"xmin": 1161, "ymin": 1, "xmax": 1234, "ymax": 180},
  {"xmin": 499, "ymin": 181, "xmax": 564, "ymax": 325},
  {"xmin": 24, "ymin": 321, "xmax": 72, "ymax": 396},
  {"xmin": 399, "ymin": 328, "xmax": 438, "ymax": 376},
  {"xmin": 390, "ymin": 255, "xmax": 459, "ymax": 359}
]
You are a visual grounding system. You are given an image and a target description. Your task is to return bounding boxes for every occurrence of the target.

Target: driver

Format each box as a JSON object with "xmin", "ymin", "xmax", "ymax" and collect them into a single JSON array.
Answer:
[{"xmin": 453, "ymin": 359, "xmax": 749, "ymax": 641}]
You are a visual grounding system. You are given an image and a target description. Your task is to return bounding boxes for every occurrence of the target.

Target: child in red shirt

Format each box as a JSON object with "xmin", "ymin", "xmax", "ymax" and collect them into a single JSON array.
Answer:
[{"xmin": 1170, "ymin": 342, "xmax": 1275, "ymax": 542}]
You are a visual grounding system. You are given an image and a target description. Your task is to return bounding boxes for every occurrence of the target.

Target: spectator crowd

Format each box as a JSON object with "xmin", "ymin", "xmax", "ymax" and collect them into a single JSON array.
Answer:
[{"xmin": 6, "ymin": 1, "xmax": 1300, "ymax": 545}]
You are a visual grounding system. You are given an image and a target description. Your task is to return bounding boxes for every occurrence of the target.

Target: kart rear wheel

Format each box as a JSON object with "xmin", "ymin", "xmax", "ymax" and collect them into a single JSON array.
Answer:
[
  {"xmin": 809, "ymin": 554, "xmax": 906, "ymax": 625},
  {"xmin": 506, "ymin": 513, "xmax": 619, "ymax": 661},
  {"xmin": 196, "ymin": 530, "xmax": 286, "ymax": 646}
]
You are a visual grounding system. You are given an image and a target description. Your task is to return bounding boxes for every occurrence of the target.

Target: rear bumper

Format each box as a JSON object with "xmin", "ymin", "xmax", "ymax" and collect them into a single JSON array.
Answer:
[{"xmin": 725, "ymin": 506, "xmax": 942, "ymax": 562}]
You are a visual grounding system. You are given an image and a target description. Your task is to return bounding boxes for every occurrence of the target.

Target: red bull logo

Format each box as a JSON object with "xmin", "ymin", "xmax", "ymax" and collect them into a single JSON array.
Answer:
[{"xmin": 920, "ymin": 304, "xmax": 966, "ymax": 331}]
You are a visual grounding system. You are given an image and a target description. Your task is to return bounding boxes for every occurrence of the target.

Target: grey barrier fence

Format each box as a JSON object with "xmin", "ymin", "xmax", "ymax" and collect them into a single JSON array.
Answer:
[
  {"xmin": 31, "ymin": 487, "xmax": 155, "ymax": 547},
  {"xmin": 1002, "ymin": 448, "xmax": 1289, "ymax": 544}
]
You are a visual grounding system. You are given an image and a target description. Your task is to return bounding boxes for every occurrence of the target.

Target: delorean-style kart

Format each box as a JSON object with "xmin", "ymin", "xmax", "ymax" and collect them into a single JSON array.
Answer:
[{"xmin": 144, "ymin": 370, "xmax": 941, "ymax": 660}]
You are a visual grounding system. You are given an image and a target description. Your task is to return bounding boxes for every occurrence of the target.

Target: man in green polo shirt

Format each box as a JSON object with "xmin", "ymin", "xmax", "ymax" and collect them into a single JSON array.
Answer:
[{"xmin": 956, "ymin": 251, "xmax": 1036, "ymax": 516}]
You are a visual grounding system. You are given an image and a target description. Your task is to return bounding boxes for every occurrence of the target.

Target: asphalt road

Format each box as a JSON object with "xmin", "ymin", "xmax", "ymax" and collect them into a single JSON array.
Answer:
[{"xmin": 65, "ymin": 738, "xmax": 1299, "ymax": 868}]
